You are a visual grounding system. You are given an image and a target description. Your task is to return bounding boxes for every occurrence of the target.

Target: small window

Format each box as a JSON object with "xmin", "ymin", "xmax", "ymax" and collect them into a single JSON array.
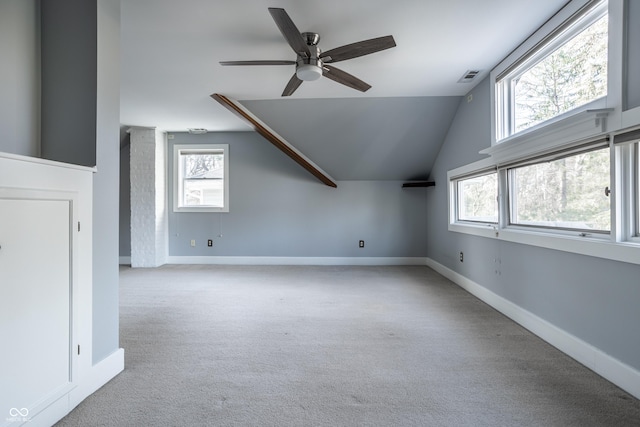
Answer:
[
  {"xmin": 508, "ymin": 146, "xmax": 610, "ymax": 232},
  {"xmin": 455, "ymin": 172, "xmax": 499, "ymax": 224},
  {"xmin": 495, "ymin": 0, "xmax": 608, "ymax": 140},
  {"xmin": 173, "ymin": 144, "xmax": 229, "ymax": 212}
]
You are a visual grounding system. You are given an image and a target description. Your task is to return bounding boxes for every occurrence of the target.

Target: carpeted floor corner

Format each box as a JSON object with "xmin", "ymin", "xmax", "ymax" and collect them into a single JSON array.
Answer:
[{"xmin": 55, "ymin": 265, "xmax": 640, "ymax": 426}]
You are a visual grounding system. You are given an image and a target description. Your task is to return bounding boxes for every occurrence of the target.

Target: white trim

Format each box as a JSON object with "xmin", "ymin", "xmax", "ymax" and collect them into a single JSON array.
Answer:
[
  {"xmin": 482, "ymin": 108, "xmax": 611, "ymax": 164},
  {"xmin": 491, "ymin": 0, "xmax": 609, "ymax": 144},
  {"xmin": 20, "ymin": 349, "xmax": 124, "ymax": 427},
  {"xmin": 497, "ymin": 227, "xmax": 640, "ymax": 265},
  {"xmin": 0, "ymin": 150, "xmax": 97, "ymax": 173},
  {"xmin": 491, "ymin": 0, "xmax": 597, "ymax": 79},
  {"xmin": 119, "ymin": 256, "xmax": 131, "ymax": 265},
  {"xmin": 622, "ymin": 105, "xmax": 640, "ymax": 128},
  {"xmin": 448, "ymin": 223, "xmax": 498, "ymax": 239},
  {"xmin": 167, "ymin": 256, "xmax": 428, "ymax": 266},
  {"xmin": 426, "ymin": 257, "xmax": 640, "ymax": 400},
  {"xmin": 173, "ymin": 144, "xmax": 229, "ymax": 213},
  {"xmin": 69, "ymin": 348, "xmax": 124, "ymax": 409}
]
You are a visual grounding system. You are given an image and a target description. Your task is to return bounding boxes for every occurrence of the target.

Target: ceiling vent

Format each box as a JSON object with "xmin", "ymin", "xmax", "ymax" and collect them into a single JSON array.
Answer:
[
  {"xmin": 458, "ymin": 70, "xmax": 480, "ymax": 83},
  {"xmin": 188, "ymin": 128, "xmax": 208, "ymax": 135}
]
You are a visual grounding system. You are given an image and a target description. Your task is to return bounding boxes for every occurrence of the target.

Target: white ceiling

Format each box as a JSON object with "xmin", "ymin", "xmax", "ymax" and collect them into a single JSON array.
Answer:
[{"xmin": 120, "ymin": 0, "xmax": 568, "ymax": 132}]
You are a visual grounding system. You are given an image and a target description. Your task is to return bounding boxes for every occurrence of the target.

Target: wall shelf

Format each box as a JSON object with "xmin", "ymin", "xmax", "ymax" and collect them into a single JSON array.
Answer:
[{"xmin": 402, "ymin": 181, "xmax": 435, "ymax": 188}]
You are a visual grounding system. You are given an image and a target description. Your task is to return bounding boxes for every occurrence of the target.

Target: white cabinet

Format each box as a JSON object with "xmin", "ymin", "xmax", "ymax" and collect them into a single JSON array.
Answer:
[
  {"xmin": 0, "ymin": 199, "xmax": 72, "ymax": 422},
  {"xmin": 0, "ymin": 152, "xmax": 108, "ymax": 427}
]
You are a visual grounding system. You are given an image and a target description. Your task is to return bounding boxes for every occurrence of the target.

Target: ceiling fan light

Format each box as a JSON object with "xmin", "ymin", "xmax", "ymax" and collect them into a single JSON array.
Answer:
[{"xmin": 296, "ymin": 64, "xmax": 322, "ymax": 81}]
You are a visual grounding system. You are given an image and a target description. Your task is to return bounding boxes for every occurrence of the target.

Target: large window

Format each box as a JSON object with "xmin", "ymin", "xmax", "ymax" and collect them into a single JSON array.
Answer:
[
  {"xmin": 173, "ymin": 144, "xmax": 229, "ymax": 212},
  {"xmin": 456, "ymin": 172, "xmax": 498, "ymax": 224},
  {"xmin": 449, "ymin": 1, "xmax": 640, "ymax": 265},
  {"xmin": 508, "ymin": 146, "xmax": 610, "ymax": 232},
  {"xmin": 495, "ymin": 0, "xmax": 608, "ymax": 140}
]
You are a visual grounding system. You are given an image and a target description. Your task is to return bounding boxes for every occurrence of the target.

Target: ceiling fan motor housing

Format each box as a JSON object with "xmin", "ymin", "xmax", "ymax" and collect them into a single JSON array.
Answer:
[{"xmin": 296, "ymin": 33, "xmax": 323, "ymax": 81}]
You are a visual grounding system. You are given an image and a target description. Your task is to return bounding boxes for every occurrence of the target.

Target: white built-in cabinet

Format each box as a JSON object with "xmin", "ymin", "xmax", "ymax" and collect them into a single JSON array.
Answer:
[{"xmin": 0, "ymin": 152, "xmax": 95, "ymax": 427}]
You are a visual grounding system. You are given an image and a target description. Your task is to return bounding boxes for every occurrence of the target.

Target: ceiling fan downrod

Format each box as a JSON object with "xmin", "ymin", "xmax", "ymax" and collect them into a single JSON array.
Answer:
[{"xmin": 297, "ymin": 32, "xmax": 322, "ymax": 81}]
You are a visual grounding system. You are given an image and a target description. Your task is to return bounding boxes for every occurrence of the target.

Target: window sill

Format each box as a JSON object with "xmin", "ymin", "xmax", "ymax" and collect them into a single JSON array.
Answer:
[
  {"xmin": 173, "ymin": 206, "xmax": 229, "ymax": 213},
  {"xmin": 449, "ymin": 222, "xmax": 498, "ymax": 239},
  {"xmin": 622, "ymin": 105, "xmax": 640, "ymax": 129},
  {"xmin": 485, "ymin": 106, "xmax": 613, "ymax": 165},
  {"xmin": 450, "ymin": 221, "xmax": 640, "ymax": 266}
]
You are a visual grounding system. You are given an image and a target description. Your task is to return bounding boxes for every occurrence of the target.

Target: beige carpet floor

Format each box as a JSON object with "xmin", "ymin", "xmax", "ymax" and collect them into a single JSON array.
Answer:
[{"xmin": 56, "ymin": 265, "xmax": 640, "ymax": 426}]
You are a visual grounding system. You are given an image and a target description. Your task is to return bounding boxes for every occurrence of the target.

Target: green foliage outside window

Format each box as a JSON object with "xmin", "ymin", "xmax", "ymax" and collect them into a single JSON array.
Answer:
[{"xmin": 514, "ymin": 14, "xmax": 608, "ymax": 133}]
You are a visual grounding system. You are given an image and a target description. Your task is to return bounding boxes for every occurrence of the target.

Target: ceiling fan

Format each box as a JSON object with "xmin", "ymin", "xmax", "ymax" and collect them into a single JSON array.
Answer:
[{"xmin": 219, "ymin": 7, "xmax": 396, "ymax": 96}]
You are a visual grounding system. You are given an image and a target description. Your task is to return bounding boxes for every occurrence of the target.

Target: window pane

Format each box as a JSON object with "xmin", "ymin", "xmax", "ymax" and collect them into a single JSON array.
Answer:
[
  {"xmin": 510, "ymin": 147, "xmax": 610, "ymax": 231},
  {"xmin": 180, "ymin": 152, "xmax": 225, "ymax": 207},
  {"xmin": 182, "ymin": 153, "xmax": 224, "ymax": 179},
  {"xmin": 513, "ymin": 14, "xmax": 608, "ymax": 133},
  {"xmin": 457, "ymin": 173, "xmax": 498, "ymax": 223},
  {"xmin": 184, "ymin": 179, "xmax": 224, "ymax": 207}
]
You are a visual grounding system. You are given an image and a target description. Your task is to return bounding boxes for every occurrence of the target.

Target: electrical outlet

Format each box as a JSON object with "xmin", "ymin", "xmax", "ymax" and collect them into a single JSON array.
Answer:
[
  {"xmin": 459, "ymin": 251, "xmax": 464, "ymax": 262},
  {"xmin": 190, "ymin": 239, "xmax": 196, "ymax": 247},
  {"xmin": 207, "ymin": 239, "xmax": 213, "ymax": 247},
  {"xmin": 359, "ymin": 240, "xmax": 365, "ymax": 248}
]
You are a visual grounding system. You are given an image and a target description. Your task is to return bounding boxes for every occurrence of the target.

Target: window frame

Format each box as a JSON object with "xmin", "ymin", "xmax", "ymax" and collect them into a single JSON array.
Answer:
[
  {"xmin": 613, "ymin": 128, "xmax": 640, "ymax": 243},
  {"xmin": 505, "ymin": 144, "xmax": 611, "ymax": 235},
  {"xmin": 452, "ymin": 169, "xmax": 499, "ymax": 226},
  {"xmin": 448, "ymin": 0, "xmax": 640, "ymax": 265},
  {"xmin": 491, "ymin": 0, "xmax": 610, "ymax": 145},
  {"xmin": 448, "ymin": 133, "xmax": 640, "ymax": 266},
  {"xmin": 173, "ymin": 144, "xmax": 229, "ymax": 213},
  {"xmin": 635, "ymin": 144, "xmax": 640, "ymax": 238}
]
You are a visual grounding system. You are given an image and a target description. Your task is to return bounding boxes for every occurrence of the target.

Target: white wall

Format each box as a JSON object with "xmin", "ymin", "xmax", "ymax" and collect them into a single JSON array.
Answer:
[{"xmin": 129, "ymin": 127, "xmax": 168, "ymax": 267}]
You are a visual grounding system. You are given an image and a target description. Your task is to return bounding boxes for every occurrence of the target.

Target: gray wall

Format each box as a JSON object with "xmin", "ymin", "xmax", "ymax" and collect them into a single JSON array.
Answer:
[
  {"xmin": 426, "ymin": 77, "xmax": 640, "ymax": 371},
  {"xmin": 119, "ymin": 140, "xmax": 131, "ymax": 257},
  {"xmin": 40, "ymin": 0, "xmax": 97, "ymax": 167},
  {"xmin": 1, "ymin": 0, "xmax": 120, "ymax": 365},
  {"xmin": 626, "ymin": 0, "xmax": 640, "ymax": 110},
  {"xmin": 163, "ymin": 132, "xmax": 428, "ymax": 258},
  {"xmin": 92, "ymin": 0, "xmax": 120, "ymax": 363},
  {"xmin": 0, "ymin": 0, "xmax": 40, "ymax": 157}
]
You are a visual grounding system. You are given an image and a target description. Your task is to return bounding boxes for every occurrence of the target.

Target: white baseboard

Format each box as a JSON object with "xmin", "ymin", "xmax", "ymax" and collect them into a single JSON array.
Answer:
[
  {"xmin": 71, "ymin": 348, "xmax": 125, "ymax": 408},
  {"xmin": 426, "ymin": 258, "xmax": 640, "ymax": 399},
  {"xmin": 166, "ymin": 256, "xmax": 429, "ymax": 266},
  {"xmin": 25, "ymin": 348, "xmax": 124, "ymax": 427},
  {"xmin": 119, "ymin": 256, "xmax": 131, "ymax": 265}
]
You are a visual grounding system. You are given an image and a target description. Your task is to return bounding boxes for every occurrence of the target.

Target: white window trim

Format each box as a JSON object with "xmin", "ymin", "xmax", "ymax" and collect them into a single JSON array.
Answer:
[
  {"xmin": 490, "ymin": 0, "xmax": 620, "ymax": 147},
  {"xmin": 449, "ymin": 0, "xmax": 639, "ymax": 265},
  {"xmin": 448, "ymin": 158, "xmax": 500, "ymax": 239},
  {"xmin": 448, "ymin": 133, "xmax": 640, "ymax": 267},
  {"xmin": 173, "ymin": 144, "xmax": 229, "ymax": 213}
]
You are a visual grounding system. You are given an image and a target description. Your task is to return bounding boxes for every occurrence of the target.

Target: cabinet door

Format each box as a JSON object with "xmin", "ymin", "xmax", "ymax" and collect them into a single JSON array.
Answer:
[{"xmin": 0, "ymin": 199, "xmax": 71, "ymax": 417}]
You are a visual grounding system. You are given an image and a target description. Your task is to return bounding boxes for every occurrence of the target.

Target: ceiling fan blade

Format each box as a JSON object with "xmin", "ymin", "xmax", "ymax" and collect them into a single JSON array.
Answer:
[
  {"xmin": 320, "ymin": 35, "xmax": 396, "ymax": 63},
  {"xmin": 322, "ymin": 65, "xmax": 371, "ymax": 92},
  {"xmin": 268, "ymin": 8, "xmax": 311, "ymax": 58},
  {"xmin": 282, "ymin": 73, "xmax": 303, "ymax": 96},
  {"xmin": 219, "ymin": 60, "xmax": 296, "ymax": 66}
]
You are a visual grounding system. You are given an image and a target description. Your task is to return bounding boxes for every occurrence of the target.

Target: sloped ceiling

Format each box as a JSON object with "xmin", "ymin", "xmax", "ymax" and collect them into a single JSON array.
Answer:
[
  {"xmin": 240, "ymin": 97, "xmax": 461, "ymax": 180},
  {"xmin": 120, "ymin": 0, "xmax": 568, "ymax": 180}
]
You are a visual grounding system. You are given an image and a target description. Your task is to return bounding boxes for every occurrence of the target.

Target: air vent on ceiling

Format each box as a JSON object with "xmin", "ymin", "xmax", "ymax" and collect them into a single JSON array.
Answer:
[{"xmin": 458, "ymin": 70, "xmax": 480, "ymax": 83}]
